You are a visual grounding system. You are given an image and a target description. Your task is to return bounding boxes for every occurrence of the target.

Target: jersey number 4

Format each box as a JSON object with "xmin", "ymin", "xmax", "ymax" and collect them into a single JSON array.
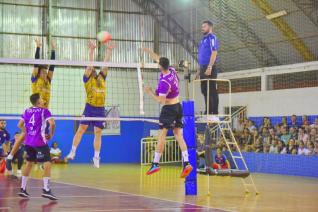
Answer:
[{"xmin": 29, "ymin": 114, "xmax": 35, "ymax": 126}]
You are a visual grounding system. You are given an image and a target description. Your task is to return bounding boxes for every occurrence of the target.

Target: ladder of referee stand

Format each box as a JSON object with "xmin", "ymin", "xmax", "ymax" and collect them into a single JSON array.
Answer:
[{"xmin": 217, "ymin": 121, "xmax": 259, "ymax": 195}]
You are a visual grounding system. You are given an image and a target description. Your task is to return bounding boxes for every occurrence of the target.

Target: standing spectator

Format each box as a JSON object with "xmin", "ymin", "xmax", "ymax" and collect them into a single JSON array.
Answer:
[
  {"xmin": 269, "ymin": 139, "xmax": 279, "ymax": 154},
  {"xmin": 0, "ymin": 120, "xmax": 10, "ymax": 158},
  {"xmin": 298, "ymin": 128, "xmax": 309, "ymax": 144},
  {"xmin": 212, "ymin": 148, "xmax": 231, "ymax": 170},
  {"xmin": 196, "ymin": 134, "xmax": 206, "ymax": 169},
  {"xmin": 281, "ymin": 139, "xmax": 298, "ymax": 154},
  {"xmin": 280, "ymin": 126, "xmax": 291, "ymax": 145},
  {"xmin": 196, "ymin": 20, "xmax": 219, "ymax": 121},
  {"xmin": 289, "ymin": 127, "xmax": 298, "ymax": 140},
  {"xmin": 289, "ymin": 115, "xmax": 299, "ymax": 129},
  {"xmin": 298, "ymin": 141, "xmax": 309, "ymax": 155}
]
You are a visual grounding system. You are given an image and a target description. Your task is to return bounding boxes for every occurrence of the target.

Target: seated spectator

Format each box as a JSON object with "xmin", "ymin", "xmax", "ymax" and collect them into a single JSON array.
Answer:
[
  {"xmin": 50, "ymin": 142, "xmax": 66, "ymax": 164},
  {"xmin": 277, "ymin": 140, "xmax": 285, "ymax": 154},
  {"xmin": 314, "ymin": 140, "xmax": 318, "ymax": 155},
  {"xmin": 247, "ymin": 120, "xmax": 256, "ymax": 132},
  {"xmin": 309, "ymin": 128, "xmax": 317, "ymax": 143},
  {"xmin": 280, "ymin": 116, "xmax": 288, "ymax": 128},
  {"xmin": 253, "ymin": 138, "xmax": 263, "ymax": 153},
  {"xmin": 240, "ymin": 128, "xmax": 252, "ymax": 146},
  {"xmin": 289, "ymin": 115, "xmax": 299, "ymax": 129},
  {"xmin": 301, "ymin": 115, "xmax": 310, "ymax": 128},
  {"xmin": 275, "ymin": 124, "xmax": 283, "ymax": 137},
  {"xmin": 298, "ymin": 128, "xmax": 309, "ymax": 144},
  {"xmin": 268, "ymin": 127, "xmax": 276, "ymax": 141},
  {"xmin": 307, "ymin": 142, "xmax": 315, "ymax": 155},
  {"xmin": 196, "ymin": 134, "xmax": 206, "ymax": 169},
  {"xmin": 212, "ymin": 148, "xmax": 231, "ymax": 170},
  {"xmin": 234, "ymin": 118, "xmax": 245, "ymax": 133},
  {"xmin": 280, "ymin": 126, "xmax": 291, "ymax": 145},
  {"xmin": 297, "ymin": 141, "xmax": 309, "ymax": 155},
  {"xmin": 252, "ymin": 128, "xmax": 262, "ymax": 144},
  {"xmin": 269, "ymin": 139, "xmax": 279, "ymax": 154},
  {"xmin": 289, "ymin": 127, "xmax": 298, "ymax": 140},
  {"xmin": 291, "ymin": 148, "xmax": 298, "ymax": 155},
  {"xmin": 281, "ymin": 139, "xmax": 298, "ymax": 154},
  {"xmin": 259, "ymin": 117, "xmax": 272, "ymax": 132},
  {"xmin": 310, "ymin": 118, "xmax": 318, "ymax": 129},
  {"xmin": 263, "ymin": 144, "xmax": 270, "ymax": 153}
]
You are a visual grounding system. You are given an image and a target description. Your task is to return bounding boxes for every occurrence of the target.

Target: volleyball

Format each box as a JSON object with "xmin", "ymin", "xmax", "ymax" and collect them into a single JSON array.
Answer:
[{"xmin": 97, "ymin": 31, "xmax": 112, "ymax": 44}]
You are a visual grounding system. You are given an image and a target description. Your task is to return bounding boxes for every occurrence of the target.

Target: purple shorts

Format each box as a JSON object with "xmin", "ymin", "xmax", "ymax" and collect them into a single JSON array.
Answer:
[{"xmin": 80, "ymin": 103, "xmax": 106, "ymax": 129}]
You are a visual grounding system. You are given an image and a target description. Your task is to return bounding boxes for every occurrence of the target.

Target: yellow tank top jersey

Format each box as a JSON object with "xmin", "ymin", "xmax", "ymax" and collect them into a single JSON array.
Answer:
[
  {"xmin": 84, "ymin": 74, "xmax": 106, "ymax": 107},
  {"xmin": 31, "ymin": 78, "xmax": 51, "ymax": 108}
]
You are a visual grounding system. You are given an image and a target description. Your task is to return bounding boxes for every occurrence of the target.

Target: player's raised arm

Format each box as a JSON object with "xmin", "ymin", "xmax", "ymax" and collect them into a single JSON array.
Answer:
[
  {"xmin": 101, "ymin": 41, "xmax": 115, "ymax": 77},
  {"xmin": 32, "ymin": 38, "xmax": 42, "ymax": 79},
  {"xmin": 140, "ymin": 47, "xmax": 160, "ymax": 63},
  {"xmin": 47, "ymin": 40, "xmax": 56, "ymax": 81},
  {"xmin": 84, "ymin": 40, "xmax": 96, "ymax": 78}
]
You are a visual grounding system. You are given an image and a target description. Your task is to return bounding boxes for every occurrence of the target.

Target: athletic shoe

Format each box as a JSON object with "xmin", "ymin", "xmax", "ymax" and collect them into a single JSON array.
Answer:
[
  {"xmin": 146, "ymin": 162, "xmax": 160, "ymax": 175},
  {"xmin": 93, "ymin": 157, "xmax": 100, "ymax": 168},
  {"xmin": 180, "ymin": 162, "xmax": 193, "ymax": 178},
  {"xmin": 18, "ymin": 188, "xmax": 30, "ymax": 198},
  {"xmin": 42, "ymin": 189, "xmax": 58, "ymax": 201},
  {"xmin": 17, "ymin": 169, "xmax": 22, "ymax": 177},
  {"xmin": 8, "ymin": 174, "xmax": 19, "ymax": 180},
  {"xmin": 66, "ymin": 151, "xmax": 75, "ymax": 160}
]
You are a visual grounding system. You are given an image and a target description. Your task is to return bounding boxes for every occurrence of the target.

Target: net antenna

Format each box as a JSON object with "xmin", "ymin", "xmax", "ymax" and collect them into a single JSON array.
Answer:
[{"xmin": 138, "ymin": 14, "xmax": 146, "ymax": 115}]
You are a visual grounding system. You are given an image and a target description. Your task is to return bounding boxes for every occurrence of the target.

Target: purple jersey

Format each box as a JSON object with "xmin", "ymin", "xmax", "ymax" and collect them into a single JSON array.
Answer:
[
  {"xmin": 155, "ymin": 67, "xmax": 180, "ymax": 99},
  {"xmin": 215, "ymin": 154, "xmax": 227, "ymax": 165},
  {"xmin": 21, "ymin": 107, "xmax": 52, "ymax": 147}
]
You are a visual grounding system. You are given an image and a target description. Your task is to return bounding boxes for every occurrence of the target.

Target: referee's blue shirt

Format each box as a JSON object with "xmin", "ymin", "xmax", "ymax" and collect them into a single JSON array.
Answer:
[{"xmin": 198, "ymin": 33, "xmax": 219, "ymax": 66}]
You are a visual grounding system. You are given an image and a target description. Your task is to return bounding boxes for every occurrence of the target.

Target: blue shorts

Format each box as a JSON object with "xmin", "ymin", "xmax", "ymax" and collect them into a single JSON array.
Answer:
[{"xmin": 80, "ymin": 103, "xmax": 106, "ymax": 129}]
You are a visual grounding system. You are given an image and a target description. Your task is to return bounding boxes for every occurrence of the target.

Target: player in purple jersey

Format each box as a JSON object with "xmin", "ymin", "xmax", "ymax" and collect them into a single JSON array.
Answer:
[
  {"xmin": 144, "ymin": 57, "xmax": 193, "ymax": 178},
  {"xmin": 16, "ymin": 93, "xmax": 57, "ymax": 200}
]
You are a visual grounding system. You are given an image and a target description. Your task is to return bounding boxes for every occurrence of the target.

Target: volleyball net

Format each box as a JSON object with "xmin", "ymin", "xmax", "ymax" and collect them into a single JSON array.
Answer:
[{"xmin": 0, "ymin": 58, "xmax": 165, "ymax": 134}]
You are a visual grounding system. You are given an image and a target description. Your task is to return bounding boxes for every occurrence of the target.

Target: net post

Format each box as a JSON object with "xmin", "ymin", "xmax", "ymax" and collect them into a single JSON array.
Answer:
[{"xmin": 182, "ymin": 100, "xmax": 197, "ymax": 195}]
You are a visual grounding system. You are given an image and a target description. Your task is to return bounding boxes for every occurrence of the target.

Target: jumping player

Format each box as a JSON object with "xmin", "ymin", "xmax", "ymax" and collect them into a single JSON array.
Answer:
[
  {"xmin": 66, "ymin": 40, "xmax": 114, "ymax": 168},
  {"xmin": 17, "ymin": 93, "xmax": 57, "ymax": 200},
  {"xmin": 6, "ymin": 38, "xmax": 56, "ymax": 166},
  {"xmin": 144, "ymin": 57, "xmax": 193, "ymax": 178}
]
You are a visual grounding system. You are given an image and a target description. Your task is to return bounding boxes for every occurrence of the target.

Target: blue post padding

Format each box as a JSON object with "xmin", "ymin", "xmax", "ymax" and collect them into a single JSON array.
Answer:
[{"xmin": 182, "ymin": 100, "xmax": 197, "ymax": 195}]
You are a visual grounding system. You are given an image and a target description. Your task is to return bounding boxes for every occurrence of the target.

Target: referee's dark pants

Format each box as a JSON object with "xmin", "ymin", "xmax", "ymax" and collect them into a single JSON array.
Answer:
[{"xmin": 200, "ymin": 65, "xmax": 219, "ymax": 115}]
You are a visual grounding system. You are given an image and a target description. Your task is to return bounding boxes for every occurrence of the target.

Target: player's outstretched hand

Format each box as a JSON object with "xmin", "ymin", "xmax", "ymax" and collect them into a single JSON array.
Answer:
[
  {"xmin": 35, "ymin": 38, "xmax": 42, "ymax": 48},
  {"xmin": 51, "ymin": 40, "xmax": 56, "ymax": 50},
  {"xmin": 88, "ymin": 40, "xmax": 97, "ymax": 51},
  {"xmin": 144, "ymin": 86, "xmax": 153, "ymax": 95}
]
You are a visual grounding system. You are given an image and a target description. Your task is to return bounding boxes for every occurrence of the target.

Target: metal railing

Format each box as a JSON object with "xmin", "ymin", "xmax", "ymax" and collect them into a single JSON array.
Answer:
[{"xmin": 140, "ymin": 136, "xmax": 182, "ymax": 165}]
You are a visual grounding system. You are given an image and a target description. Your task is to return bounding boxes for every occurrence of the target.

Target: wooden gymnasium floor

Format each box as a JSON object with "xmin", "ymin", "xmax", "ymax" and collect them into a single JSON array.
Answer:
[{"xmin": 1, "ymin": 164, "xmax": 318, "ymax": 211}]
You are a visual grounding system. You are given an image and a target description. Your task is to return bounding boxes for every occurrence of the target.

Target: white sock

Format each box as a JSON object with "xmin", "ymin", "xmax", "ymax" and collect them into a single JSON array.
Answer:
[
  {"xmin": 7, "ymin": 154, "xmax": 13, "ymax": 160},
  {"xmin": 43, "ymin": 177, "xmax": 50, "ymax": 191},
  {"xmin": 94, "ymin": 151, "xmax": 100, "ymax": 158},
  {"xmin": 71, "ymin": 146, "xmax": 77, "ymax": 153},
  {"xmin": 21, "ymin": 176, "xmax": 28, "ymax": 190},
  {"xmin": 182, "ymin": 150, "xmax": 189, "ymax": 162},
  {"xmin": 153, "ymin": 152, "xmax": 162, "ymax": 163}
]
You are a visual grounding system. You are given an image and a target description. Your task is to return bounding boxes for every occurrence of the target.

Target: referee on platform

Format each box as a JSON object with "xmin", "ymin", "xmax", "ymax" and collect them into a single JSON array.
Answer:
[{"xmin": 196, "ymin": 20, "xmax": 219, "ymax": 121}]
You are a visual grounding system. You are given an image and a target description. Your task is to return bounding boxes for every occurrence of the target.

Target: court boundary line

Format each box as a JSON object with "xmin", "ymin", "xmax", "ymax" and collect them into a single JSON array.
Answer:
[{"xmin": 52, "ymin": 179, "xmax": 232, "ymax": 212}]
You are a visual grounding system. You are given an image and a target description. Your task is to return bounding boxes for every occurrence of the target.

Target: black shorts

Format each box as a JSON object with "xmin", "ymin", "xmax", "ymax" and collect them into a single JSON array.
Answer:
[
  {"xmin": 25, "ymin": 145, "xmax": 51, "ymax": 163},
  {"xmin": 159, "ymin": 103, "xmax": 183, "ymax": 129}
]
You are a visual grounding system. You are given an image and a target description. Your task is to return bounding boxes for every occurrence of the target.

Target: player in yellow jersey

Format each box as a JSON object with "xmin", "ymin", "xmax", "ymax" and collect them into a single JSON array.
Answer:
[
  {"xmin": 31, "ymin": 38, "xmax": 56, "ymax": 108},
  {"xmin": 66, "ymin": 40, "xmax": 114, "ymax": 168}
]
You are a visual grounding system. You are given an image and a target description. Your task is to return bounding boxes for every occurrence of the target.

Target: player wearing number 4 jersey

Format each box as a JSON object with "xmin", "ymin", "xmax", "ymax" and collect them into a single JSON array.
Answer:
[
  {"xmin": 17, "ymin": 93, "xmax": 57, "ymax": 200},
  {"xmin": 144, "ymin": 57, "xmax": 193, "ymax": 178},
  {"xmin": 66, "ymin": 41, "xmax": 114, "ymax": 168}
]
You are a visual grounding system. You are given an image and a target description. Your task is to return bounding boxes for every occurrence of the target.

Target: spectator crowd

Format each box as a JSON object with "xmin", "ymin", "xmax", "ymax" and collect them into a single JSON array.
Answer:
[{"xmin": 230, "ymin": 115, "xmax": 318, "ymax": 155}]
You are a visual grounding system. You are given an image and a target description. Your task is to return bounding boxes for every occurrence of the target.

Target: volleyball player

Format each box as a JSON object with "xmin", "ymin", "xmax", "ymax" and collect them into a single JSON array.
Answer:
[
  {"xmin": 6, "ymin": 38, "xmax": 56, "ymax": 168},
  {"xmin": 144, "ymin": 57, "xmax": 193, "ymax": 178},
  {"xmin": 66, "ymin": 41, "xmax": 114, "ymax": 168},
  {"xmin": 17, "ymin": 93, "xmax": 57, "ymax": 200}
]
